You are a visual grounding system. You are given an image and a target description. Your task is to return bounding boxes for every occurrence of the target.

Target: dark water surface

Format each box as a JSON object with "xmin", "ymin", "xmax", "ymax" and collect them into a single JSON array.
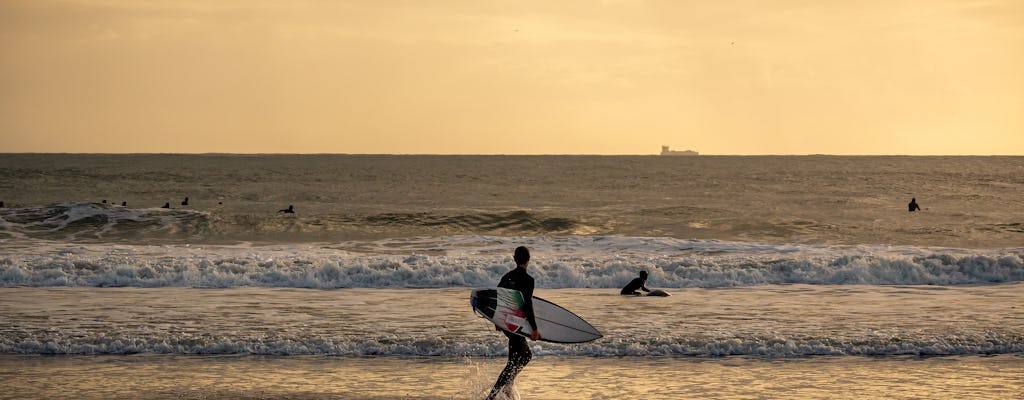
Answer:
[{"xmin": 2, "ymin": 154, "xmax": 1021, "ymax": 247}]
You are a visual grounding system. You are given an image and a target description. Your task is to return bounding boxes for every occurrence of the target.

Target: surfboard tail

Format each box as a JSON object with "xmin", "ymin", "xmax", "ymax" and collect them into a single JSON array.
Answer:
[{"xmin": 470, "ymin": 289, "xmax": 497, "ymax": 319}]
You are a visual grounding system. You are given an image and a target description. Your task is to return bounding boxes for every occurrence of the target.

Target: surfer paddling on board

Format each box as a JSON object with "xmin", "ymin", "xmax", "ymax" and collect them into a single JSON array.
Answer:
[
  {"xmin": 487, "ymin": 246, "xmax": 540, "ymax": 400},
  {"xmin": 620, "ymin": 270, "xmax": 651, "ymax": 296}
]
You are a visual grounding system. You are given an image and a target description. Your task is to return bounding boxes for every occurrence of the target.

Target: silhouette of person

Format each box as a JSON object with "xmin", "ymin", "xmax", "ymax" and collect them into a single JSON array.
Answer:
[
  {"xmin": 908, "ymin": 198, "xmax": 921, "ymax": 212},
  {"xmin": 1, "ymin": 201, "xmax": 4, "ymax": 208},
  {"xmin": 102, "ymin": 199, "xmax": 107, "ymax": 204},
  {"xmin": 181, "ymin": 197, "xmax": 189, "ymax": 206},
  {"xmin": 486, "ymin": 246, "xmax": 540, "ymax": 400},
  {"xmin": 161, "ymin": 202, "xmax": 171, "ymax": 209},
  {"xmin": 122, "ymin": 201, "xmax": 127, "ymax": 207},
  {"xmin": 621, "ymin": 270, "xmax": 651, "ymax": 295},
  {"xmin": 278, "ymin": 205, "xmax": 295, "ymax": 213}
]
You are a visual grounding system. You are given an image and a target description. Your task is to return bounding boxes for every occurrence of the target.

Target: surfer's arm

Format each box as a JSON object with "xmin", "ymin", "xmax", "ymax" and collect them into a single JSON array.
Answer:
[{"xmin": 522, "ymin": 284, "xmax": 539, "ymax": 334}]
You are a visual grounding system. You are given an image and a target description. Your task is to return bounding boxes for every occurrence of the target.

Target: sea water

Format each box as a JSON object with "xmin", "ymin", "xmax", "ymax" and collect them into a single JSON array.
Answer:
[{"xmin": 1, "ymin": 154, "xmax": 1022, "ymax": 399}]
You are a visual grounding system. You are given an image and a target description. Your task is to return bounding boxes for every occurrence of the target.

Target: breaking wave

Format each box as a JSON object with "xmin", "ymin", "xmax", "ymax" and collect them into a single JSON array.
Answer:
[
  {"xmin": 0, "ymin": 236, "xmax": 1020, "ymax": 288},
  {"xmin": 0, "ymin": 202, "xmax": 211, "ymax": 242},
  {"xmin": 2, "ymin": 330, "xmax": 1020, "ymax": 357}
]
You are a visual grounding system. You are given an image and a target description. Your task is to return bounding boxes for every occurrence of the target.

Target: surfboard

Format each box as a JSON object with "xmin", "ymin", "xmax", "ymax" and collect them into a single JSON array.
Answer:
[
  {"xmin": 646, "ymin": 289, "xmax": 671, "ymax": 297},
  {"xmin": 470, "ymin": 288, "xmax": 602, "ymax": 344}
]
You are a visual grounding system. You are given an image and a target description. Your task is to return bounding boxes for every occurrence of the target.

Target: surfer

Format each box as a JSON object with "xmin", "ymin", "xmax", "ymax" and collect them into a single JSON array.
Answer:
[
  {"xmin": 487, "ymin": 246, "xmax": 540, "ymax": 400},
  {"xmin": 908, "ymin": 197, "xmax": 921, "ymax": 212},
  {"xmin": 161, "ymin": 202, "xmax": 171, "ymax": 209},
  {"xmin": 278, "ymin": 205, "xmax": 295, "ymax": 213},
  {"xmin": 620, "ymin": 270, "xmax": 651, "ymax": 296},
  {"xmin": 181, "ymin": 197, "xmax": 189, "ymax": 206}
]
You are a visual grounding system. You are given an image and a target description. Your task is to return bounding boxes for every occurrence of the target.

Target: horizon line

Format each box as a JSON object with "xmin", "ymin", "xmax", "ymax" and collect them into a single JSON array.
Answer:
[{"xmin": 1, "ymin": 152, "xmax": 1022, "ymax": 157}]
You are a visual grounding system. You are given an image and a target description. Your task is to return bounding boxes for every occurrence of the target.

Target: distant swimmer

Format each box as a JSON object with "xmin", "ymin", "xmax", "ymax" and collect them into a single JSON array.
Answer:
[
  {"xmin": 0, "ymin": 201, "xmax": 4, "ymax": 208},
  {"xmin": 908, "ymin": 197, "xmax": 921, "ymax": 212},
  {"xmin": 621, "ymin": 270, "xmax": 651, "ymax": 296},
  {"xmin": 102, "ymin": 199, "xmax": 107, "ymax": 204},
  {"xmin": 161, "ymin": 202, "xmax": 171, "ymax": 209},
  {"xmin": 122, "ymin": 201, "xmax": 127, "ymax": 207},
  {"xmin": 278, "ymin": 205, "xmax": 295, "ymax": 213},
  {"xmin": 181, "ymin": 197, "xmax": 189, "ymax": 206}
]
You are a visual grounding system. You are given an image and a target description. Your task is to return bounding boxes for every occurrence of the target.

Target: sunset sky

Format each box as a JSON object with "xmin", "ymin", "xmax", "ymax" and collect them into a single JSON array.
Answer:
[{"xmin": 1, "ymin": 0, "xmax": 1021, "ymax": 155}]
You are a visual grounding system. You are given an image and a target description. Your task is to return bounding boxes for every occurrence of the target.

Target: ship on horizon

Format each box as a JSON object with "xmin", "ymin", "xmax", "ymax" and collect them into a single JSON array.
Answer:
[{"xmin": 660, "ymin": 146, "xmax": 698, "ymax": 156}]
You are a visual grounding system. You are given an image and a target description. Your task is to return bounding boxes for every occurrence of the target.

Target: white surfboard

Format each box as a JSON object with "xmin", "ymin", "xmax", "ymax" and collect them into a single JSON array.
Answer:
[{"xmin": 471, "ymin": 288, "xmax": 602, "ymax": 344}]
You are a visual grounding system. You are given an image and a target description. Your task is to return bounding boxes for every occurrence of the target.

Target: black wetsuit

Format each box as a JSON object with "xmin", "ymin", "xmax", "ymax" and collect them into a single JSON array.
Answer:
[
  {"xmin": 489, "ymin": 266, "xmax": 537, "ymax": 399},
  {"xmin": 620, "ymin": 277, "xmax": 650, "ymax": 295},
  {"xmin": 908, "ymin": 199, "xmax": 921, "ymax": 212}
]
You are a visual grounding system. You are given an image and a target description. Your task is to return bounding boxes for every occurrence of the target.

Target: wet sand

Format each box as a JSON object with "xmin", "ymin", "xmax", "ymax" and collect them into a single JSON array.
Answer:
[{"xmin": 2, "ymin": 354, "xmax": 1022, "ymax": 399}]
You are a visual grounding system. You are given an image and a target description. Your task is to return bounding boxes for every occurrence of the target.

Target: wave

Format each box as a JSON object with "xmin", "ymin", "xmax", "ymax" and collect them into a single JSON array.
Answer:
[
  {"xmin": 2, "ymin": 331, "xmax": 1019, "ymax": 357},
  {"xmin": 0, "ymin": 202, "xmax": 211, "ymax": 242},
  {"xmin": 0, "ymin": 203, "xmax": 593, "ymax": 243},
  {"xmin": 0, "ymin": 236, "xmax": 1021, "ymax": 288}
]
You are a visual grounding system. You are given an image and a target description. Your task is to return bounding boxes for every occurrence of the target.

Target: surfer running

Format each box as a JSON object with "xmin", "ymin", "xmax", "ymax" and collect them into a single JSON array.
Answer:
[
  {"xmin": 487, "ymin": 246, "xmax": 540, "ymax": 400},
  {"xmin": 620, "ymin": 270, "xmax": 651, "ymax": 295}
]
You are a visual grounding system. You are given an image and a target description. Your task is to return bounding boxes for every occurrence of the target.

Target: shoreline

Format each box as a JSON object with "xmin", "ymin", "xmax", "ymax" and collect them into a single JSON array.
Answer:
[{"xmin": 2, "ymin": 354, "xmax": 1021, "ymax": 399}]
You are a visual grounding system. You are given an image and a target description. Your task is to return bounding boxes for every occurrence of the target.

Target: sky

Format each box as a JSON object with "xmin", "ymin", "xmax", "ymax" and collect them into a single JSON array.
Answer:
[{"xmin": 1, "ymin": 0, "xmax": 1022, "ymax": 155}]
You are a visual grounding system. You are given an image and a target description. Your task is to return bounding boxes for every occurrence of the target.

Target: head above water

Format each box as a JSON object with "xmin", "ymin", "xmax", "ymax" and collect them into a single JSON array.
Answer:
[
  {"xmin": 640, "ymin": 270, "xmax": 648, "ymax": 279},
  {"xmin": 514, "ymin": 246, "xmax": 530, "ymax": 267}
]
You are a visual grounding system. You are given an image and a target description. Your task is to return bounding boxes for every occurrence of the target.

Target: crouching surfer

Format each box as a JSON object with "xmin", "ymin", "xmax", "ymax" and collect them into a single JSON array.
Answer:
[
  {"xmin": 620, "ymin": 270, "xmax": 651, "ymax": 296},
  {"xmin": 487, "ymin": 246, "xmax": 541, "ymax": 400}
]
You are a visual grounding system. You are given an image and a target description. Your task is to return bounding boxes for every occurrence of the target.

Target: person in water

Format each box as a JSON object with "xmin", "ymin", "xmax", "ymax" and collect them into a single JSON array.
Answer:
[
  {"xmin": 161, "ymin": 202, "xmax": 170, "ymax": 209},
  {"xmin": 278, "ymin": 205, "xmax": 295, "ymax": 213},
  {"xmin": 621, "ymin": 270, "xmax": 651, "ymax": 295},
  {"xmin": 487, "ymin": 246, "xmax": 540, "ymax": 400},
  {"xmin": 908, "ymin": 197, "xmax": 921, "ymax": 212},
  {"xmin": 181, "ymin": 197, "xmax": 189, "ymax": 206}
]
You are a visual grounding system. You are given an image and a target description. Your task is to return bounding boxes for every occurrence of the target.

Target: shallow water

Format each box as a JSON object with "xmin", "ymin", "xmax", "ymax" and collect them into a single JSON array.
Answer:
[
  {"xmin": 2, "ymin": 354, "xmax": 1022, "ymax": 399},
  {"xmin": 3, "ymin": 286, "xmax": 1021, "ymax": 357}
]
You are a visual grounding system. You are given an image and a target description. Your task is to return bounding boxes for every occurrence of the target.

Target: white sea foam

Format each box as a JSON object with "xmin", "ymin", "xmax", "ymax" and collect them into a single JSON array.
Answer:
[
  {"xmin": 3, "ymin": 331, "xmax": 1019, "ymax": 357},
  {"xmin": 0, "ymin": 236, "xmax": 1020, "ymax": 288}
]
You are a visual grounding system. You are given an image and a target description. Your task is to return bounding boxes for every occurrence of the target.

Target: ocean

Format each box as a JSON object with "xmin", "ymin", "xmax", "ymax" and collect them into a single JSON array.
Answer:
[{"xmin": 1, "ymin": 154, "xmax": 1022, "ymax": 399}]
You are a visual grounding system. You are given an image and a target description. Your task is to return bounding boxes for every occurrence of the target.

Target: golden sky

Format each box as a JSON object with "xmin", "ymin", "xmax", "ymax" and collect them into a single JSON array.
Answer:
[{"xmin": 1, "ymin": 0, "xmax": 1022, "ymax": 154}]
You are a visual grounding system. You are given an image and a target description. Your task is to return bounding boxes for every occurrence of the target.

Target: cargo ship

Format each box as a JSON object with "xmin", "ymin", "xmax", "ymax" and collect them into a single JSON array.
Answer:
[{"xmin": 660, "ymin": 146, "xmax": 698, "ymax": 156}]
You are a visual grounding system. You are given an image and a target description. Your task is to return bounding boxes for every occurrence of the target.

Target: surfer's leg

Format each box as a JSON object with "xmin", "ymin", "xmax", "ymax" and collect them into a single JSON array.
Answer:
[
  {"xmin": 487, "ymin": 333, "xmax": 530, "ymax": 399},
  {"xmin": 512, "ymin": 337, "xmax": 532, "ymax": 370}
]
